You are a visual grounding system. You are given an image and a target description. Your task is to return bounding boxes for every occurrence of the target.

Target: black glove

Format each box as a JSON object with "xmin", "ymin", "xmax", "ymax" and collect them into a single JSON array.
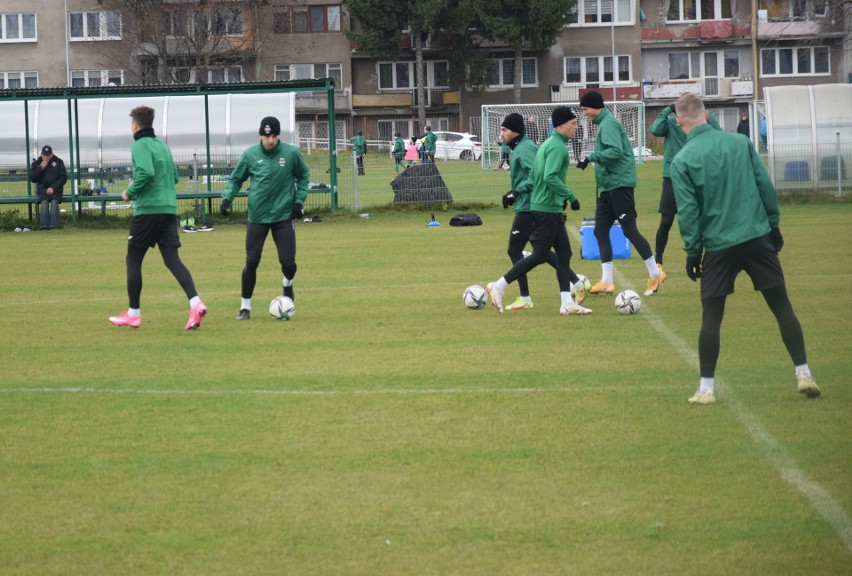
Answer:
[
  {"xmin": 292, "ymin": 203, "xmax": 304, "ymax": 220},
  {"xmin": 502, "ymin": 191, "xmax": 517, "ymax": 209},
  {"xmin": 570, "ymin": 199, "xmax": 580, "ymax": 211},
  {"xmin": 686, "ymin": 255, "xmax": 702, "ymax": 281},
  {"xmin": 219, "ymin": 198, "xmax": 232, "ymax": 216},
  {"xmin": 576, "ymin": 158, "xmax": 590, "ymax": 170},
  {"xmin": 769, "ymin": 227, "xmax": 784, "ymax": 252}
]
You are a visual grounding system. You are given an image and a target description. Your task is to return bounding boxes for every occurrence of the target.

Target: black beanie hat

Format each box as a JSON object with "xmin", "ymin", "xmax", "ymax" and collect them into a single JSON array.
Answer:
[
  {"xmin": 259, "ymin": 116, "xmax": 281, "ymax": 136},
  {"xmin": 551, "ymin": 106, "xmax": 576, "ymax": 128},
  {"xmin": 500, "ymin": 113, "xmax": 525, "ymax": 135},
  {"xmin": 579, "ymin": 90, "xmax": 605, "ymax": 109}
]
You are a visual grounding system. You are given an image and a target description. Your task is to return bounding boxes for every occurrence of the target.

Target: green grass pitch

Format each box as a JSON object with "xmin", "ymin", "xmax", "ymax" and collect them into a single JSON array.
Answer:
[{"xmin": 1, "ymin": 163, "xmax": 851, "ymax": 575}]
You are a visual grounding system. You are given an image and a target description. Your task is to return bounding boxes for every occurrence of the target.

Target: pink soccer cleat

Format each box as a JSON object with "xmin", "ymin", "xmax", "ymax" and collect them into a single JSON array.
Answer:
[
  {"xmin": 185, "ymin": 302, "xmax": 208, "ymax": 331},
  {"xmin": 109, "ymin": 311, "xmax": 141, "ymax": 328}
]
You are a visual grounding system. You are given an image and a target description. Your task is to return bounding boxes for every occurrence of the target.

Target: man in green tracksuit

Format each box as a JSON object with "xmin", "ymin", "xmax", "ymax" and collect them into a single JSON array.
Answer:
[
  {"xmin": 645, "ymin": 103, "xmax": 722, "ymax": 296},
  {"xmin": 670, "ymin": 93, "xmax": 819, "ymax": 405},
  {"xmin": 420, "ymin": 126, "xmax": 436, "ymax": 163},
  {"xmin": 392, "ymin": 132, "xmax": 405, "ymax": 173},
  {"xmin": 109, "ymin": 105, "xmax": 207, "ymax": 331},
  {"xmin": 351, "ymin": 130, "xmax": 367, "ymax": 175},
  {"xmin": 578, "ymin": 91, "xmax": 661, "ymax": 297},
  {"xmin": 487, "ymin": 107, "xmax": 591, "ymax": 316},
  {"xmin": 220, "ymin": 116, "xmax": 310, "ymax": 320}
]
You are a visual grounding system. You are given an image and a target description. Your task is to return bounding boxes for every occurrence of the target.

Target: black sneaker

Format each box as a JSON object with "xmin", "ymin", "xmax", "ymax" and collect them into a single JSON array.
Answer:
[
  {"xmin": 197, "ymin": 224, "xmax": 214, "ymax": 232},
  {"xmin": 235, "ymin": 309, "xmax": 250, "ymax": 320},
  {"xmin": 182, "ymin": 225, "xmax": 197, "ymax": 233}
]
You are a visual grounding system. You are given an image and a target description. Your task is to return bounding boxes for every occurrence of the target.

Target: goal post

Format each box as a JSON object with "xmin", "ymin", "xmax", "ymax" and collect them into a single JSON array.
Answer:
[{"xmin": 480, "ymin": 101, "xmax": 646, "ymax": 168}]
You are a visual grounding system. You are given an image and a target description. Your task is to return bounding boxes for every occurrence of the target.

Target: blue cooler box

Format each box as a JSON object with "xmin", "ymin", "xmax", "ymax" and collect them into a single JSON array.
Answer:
[{"xmin": 580, "ymin": 221, "xmax": 632, "ymax": 260}]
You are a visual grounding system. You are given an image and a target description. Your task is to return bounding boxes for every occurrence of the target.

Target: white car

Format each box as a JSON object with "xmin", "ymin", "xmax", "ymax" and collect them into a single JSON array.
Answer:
[{"xmin": 432, "ymin": 131, "xmax": 482, "ymax": 161}]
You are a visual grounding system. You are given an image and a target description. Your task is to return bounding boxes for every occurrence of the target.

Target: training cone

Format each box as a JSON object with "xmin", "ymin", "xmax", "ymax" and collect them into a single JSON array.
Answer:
[{"xmin": 426, "ymin": 212, "xmax": 440, "ymax": 227}]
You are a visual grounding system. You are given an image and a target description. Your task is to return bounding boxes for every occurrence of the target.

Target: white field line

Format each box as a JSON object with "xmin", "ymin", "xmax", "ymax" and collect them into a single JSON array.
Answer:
[{"xmin": 597, "ymin": 230, "xmax": 852, "ymax": 551}]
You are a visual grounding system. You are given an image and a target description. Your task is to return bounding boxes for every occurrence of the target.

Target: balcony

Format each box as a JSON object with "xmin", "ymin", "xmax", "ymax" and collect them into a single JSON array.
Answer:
[
  {"xmin": 642, "ymin": 78, "xmax": 752, "ymax": 100},
  {"xmin": 295, "ymin": 90, "xmax": 350, "ymax": 113},
  {"xmin": 551, "ymin": 84, "xmax": 642, "ymax": 103}
]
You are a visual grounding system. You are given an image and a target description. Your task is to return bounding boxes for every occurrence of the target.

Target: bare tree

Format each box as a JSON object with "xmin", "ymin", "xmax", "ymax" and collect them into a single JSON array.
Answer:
[{"xmin": 94, "ymin": 1, "xmax": 267, "ymax": 85}]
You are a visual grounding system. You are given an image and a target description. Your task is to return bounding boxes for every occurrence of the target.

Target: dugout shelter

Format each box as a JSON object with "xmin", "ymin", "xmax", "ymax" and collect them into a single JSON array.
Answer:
[{"xmin": 0, "ymin": 79, "xmax": 339, "ymax": 221}]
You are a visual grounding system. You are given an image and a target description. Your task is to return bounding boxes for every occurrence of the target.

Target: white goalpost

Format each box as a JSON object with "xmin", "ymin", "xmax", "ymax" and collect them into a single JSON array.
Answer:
[{"xmin": 480, "ymin": 101, "xmax": 646, "ymax": 169}]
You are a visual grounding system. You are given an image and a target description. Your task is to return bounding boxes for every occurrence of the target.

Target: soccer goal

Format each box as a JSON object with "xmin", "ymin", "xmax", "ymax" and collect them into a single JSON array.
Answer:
[{"xmin": 480, "ymin": 101, "xmax": 646, "ymax": 169}]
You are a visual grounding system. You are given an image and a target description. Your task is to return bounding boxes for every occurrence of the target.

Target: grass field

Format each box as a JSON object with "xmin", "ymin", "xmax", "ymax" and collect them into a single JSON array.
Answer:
[{"xmin": 1, "ymin": 166, "xmax": 851, "ymax": 575}]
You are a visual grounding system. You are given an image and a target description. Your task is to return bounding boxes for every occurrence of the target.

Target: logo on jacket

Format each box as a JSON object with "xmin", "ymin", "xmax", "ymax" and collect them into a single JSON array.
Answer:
[{"xmin": 278, "ymin": 158, "xmax": 286, "ymax": 167}]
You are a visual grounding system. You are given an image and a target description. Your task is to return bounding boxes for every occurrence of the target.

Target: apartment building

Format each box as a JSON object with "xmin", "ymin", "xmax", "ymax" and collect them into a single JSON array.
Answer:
[{"xmin": 1, "ymin": 0, "xmax": 848, "ymax": 144}]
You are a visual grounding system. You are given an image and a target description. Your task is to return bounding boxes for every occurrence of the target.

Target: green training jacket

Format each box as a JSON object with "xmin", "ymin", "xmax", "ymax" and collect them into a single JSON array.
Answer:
[
  {"xmin": 125, "ymin": 134, "xmax": 179, "ymax": 215},
  {"xmin": 508, "ymin": 135, "xmax": 537, "ymax": 213},
  {"xmin": 530, "ymin": 130, "xmax": 577, "ymax": 213},
  {"xmin": 649, "ymin": 106, "xmax": 721, "ymax": 177},
  {"xmin": 671, "ymin": 123, "xmax": 779, "ymax": 258},
  {"xmin": 351, "ymin": 134, "xmax": 366, "ymax": 155},
  {"xmin": 421, "ymin": 131, "xmax": 437, "ymax": 154},
  {"xmin": 223, "ymin": 140, "xmax": 310, "ymax": 224},
  {"xmin": 392, "ymin": 137, "xmax": 405, "ymax": 159},
  {"xmin": 587, "ymin": 108, "xmax": 636, "ymax": 192}
]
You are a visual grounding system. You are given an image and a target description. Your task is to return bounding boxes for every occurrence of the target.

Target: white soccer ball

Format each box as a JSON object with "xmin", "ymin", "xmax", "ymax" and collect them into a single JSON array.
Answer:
[
  {"xmin": 614, "ymin": 290, "xmax": 642, "ymax": 315},
  {"xmin": 572, "ymin": 273, "xmax": 592, "ymax": 299},
  {"xmin": 269, "ymin": 295, "xmax": 296, "ymax": 320},
  {"xmin": 463, "ymin": 285, "xmax": 488, "ymax": 309}
]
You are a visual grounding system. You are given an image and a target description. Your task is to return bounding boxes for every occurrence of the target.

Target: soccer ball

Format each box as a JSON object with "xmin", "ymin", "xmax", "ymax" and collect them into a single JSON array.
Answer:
[
  {"xmin": 572, "ymin": 273, "xmax": 592, "ymax": 299},
  {"xmin": 463, "ymin": 285, "xmax": 488, "ymax": 309},
  {"xmin": 614, "ymin": 290, "xmax": 642, "ymax": 315},
  {"xmin": 269, "ymin": 295, "xmax": 296, "ymax": 320}
]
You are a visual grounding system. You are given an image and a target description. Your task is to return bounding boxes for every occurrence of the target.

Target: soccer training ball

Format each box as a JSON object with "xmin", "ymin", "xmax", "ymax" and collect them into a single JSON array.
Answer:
[
  {"xmin": 572, "ymin": 273, "xmax": 592, "ymax": 300},
  {"xmin": 614, "ymin": 290, "xmax": 642, "ymax": 315},
  {"xmin": 269, "ymin": 295, "xmax": 296, "ymax": 320},
  {"xmin": 463, "ymin": 285, "xmax": 488, "ymax": 309}
]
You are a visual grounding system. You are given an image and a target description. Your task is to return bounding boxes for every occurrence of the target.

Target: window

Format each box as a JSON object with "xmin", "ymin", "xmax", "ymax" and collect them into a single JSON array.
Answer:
[
  {"xmin": 275, "ymin": 63, "xmax": 342, "ymax": 87},
  {"xmin": 1, "ymin": 71, "xmax": 38, "ymax": 89},
  {"xmin": 668, "ymin": 52, "xmax": 702, "ymax": 79},
  {"xmin": 761, "ymin": 0, "xmax": 827, "ymax": 19},
  {"xmin": 202, "ymin": 67, "xmax": 242, "ymax": 83},
  {"xmin": 564, "ymin": 56, "xmax": 631, "ymax": 84},
  {"xmin": 489, "ymin": 58, "xmax": 537, "ymax": 87},
  {"xmin": 71, "ymin": 70, "xmax": 123, "ymax": 87},
  {"xmin": 569, "ymin": 0, "xmax": 633, "ymax": 25},
  {"xmin": 723, "ymin": 50, "xmax": 739, "ymax": 77},
  {"xmin": 274, "ymin": 4, "xmax": 340, "ymax": 34},
  {"xmin": 1, "ymin": 13, "xmax": 36, "ymax": 42},
  {"xmin": 667, "ymin": 0, "xmax": 731, "ymax": 22},
  {"xmin": 377, "ymin": 61, "xmax": 450, "ymax": 90},
  {"xmin": 760, "ymin": 46, "xmax": 829, "ymax": 76},
  {"xmin": 69, "ymin": 11, "xmax": 121, "ymax": 40},
  {"xmin": 163, "ymin": 8, "xmax": 242, "ymax": 37}
]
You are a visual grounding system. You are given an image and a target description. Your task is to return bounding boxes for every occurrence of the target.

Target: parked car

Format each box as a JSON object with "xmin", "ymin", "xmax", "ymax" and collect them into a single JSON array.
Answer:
[{"xmin": 432, "ymin": 131, "xmax": 482, "ymax": 161}]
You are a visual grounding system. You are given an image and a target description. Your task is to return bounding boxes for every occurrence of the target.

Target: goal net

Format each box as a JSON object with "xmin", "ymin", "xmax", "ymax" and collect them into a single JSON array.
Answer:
[{"xmin": 480, "ymin": 101, "xmax": 646, "ymax": 168}]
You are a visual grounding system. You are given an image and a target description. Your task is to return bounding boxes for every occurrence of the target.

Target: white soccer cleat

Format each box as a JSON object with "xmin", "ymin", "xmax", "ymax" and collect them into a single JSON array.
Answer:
[
  {"xmin": 559, "ymin": 303, "xmax": 592, "ymax": 315},
  {"xmin": 486, "ymin": 283, "xmax": 504, "ymax": 313}
]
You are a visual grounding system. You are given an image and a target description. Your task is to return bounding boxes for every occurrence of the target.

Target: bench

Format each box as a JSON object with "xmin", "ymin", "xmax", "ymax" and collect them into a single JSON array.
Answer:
[{"xmin": 0, "ymin": 186, "xmax": 334, "ymax": 220}]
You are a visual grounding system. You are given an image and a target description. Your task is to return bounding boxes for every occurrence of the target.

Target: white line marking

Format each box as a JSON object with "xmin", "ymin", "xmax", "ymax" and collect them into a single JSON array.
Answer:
[{"xmin": 601, "ymin": 241, "xmax": 852, "ymax": 551}]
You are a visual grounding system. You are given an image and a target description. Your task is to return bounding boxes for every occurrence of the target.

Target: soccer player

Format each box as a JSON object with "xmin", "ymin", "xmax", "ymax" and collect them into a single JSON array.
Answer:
[
  {"xmin": 220, "ymin": 116, "xmax": 310, "ymax": 321},
  {"xmin": 645, "ymin": 103, "xmax": 722, "ymax": 296},
  {"xmin": 420, "ymin": 126, "xmax": 436, "ymax": 164},
  {"xmin": 351, "ymin": 130, "xmax": 367, "ymax": 175},
  {"xmin": 670, "ymin": 93, "xmax": 819, "ymax": 404},
  {"xmin": 499, "ymin": 113, "xmax": 576, "ymax": 311},
  {"xmin": 109, "ymin": 106, "xmax": 207, "ymax": 331},
  {"xmin": 486, "ymin": 107, "xmax": 591, "ymax": 316},
  {"xmin": 577, "ymin": 91, "xmax": 661, "ymax": 297}
]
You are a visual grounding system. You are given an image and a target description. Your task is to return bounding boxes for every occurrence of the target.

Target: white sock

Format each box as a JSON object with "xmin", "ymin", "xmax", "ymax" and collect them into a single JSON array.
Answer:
[
  {"xmin": 128, "ymin": 308, "xmax": 141, "ymax": 318},
  {"xmin": 645, "ymin": 256, "xmax": 661, "ymax": 279},
  {"xmin": 241, "ymin": 297, "xmax": 252, "ymax": 311},
  {"xmin": 189, "ymin": 296, "xmax": 201, "ymax": 308},
  {"xmin": 560, "ymin": 291, "xmax": 574, "ymax": 308},
  {"xmin": 699, "ymin": 377, "xmax": 714, "ymax": 394},
  {"xmin": 601, "ymin": 262, "xmax": 613, "ymax": 284},
  {"xmin": 520, "ymin": 295, "xmax": 531, "ymax": 303},
  {"xmin": 494, "ymin": 277, "xmax": 508, "ymax": 293},
  {"xmin": 282, "ymin": 276, "xmax": 293, "ymax": 287},
  {"xmin": 795, "ymin": 364, "xmax": 811, "ymax": 378}
]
